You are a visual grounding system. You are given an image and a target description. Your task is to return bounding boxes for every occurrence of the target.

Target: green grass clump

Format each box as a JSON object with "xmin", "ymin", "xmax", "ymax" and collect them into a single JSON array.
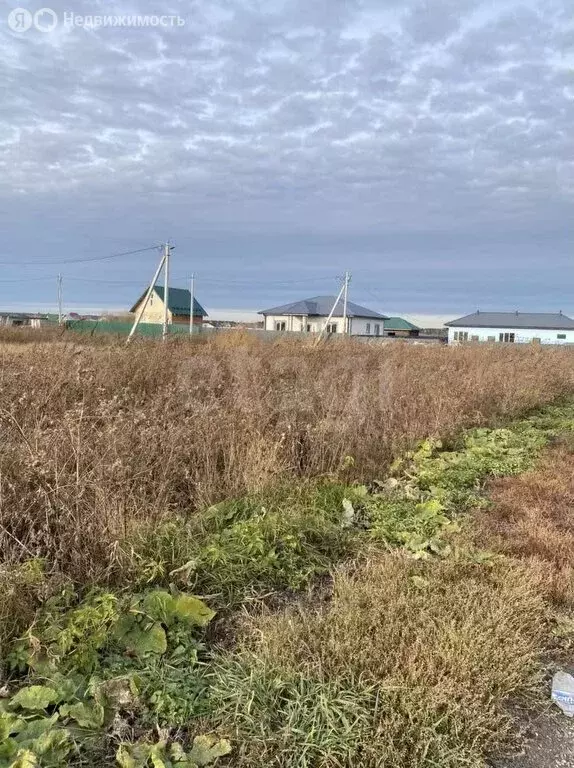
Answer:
[
  {"xmin": 210, "ymin": 659, "xmax": 379, "ymax": 766},
  {"xmin": 208, "ymin": 555, "xmax": 546, "ymax": 768}
]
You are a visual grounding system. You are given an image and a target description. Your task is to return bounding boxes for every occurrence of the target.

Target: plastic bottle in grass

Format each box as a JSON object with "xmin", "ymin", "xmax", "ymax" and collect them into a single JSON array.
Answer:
[{"xmin": 551, "ymin": 671, "xmax": 574, "ymax": 717}]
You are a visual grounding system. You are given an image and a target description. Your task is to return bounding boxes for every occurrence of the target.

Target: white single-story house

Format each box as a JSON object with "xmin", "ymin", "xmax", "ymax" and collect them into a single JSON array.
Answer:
[
  {"xmin": 259, "ymin": 295, "xmax": 387, "ymax": 336},
  {"xmin": 446, "ymin": 311, "xmax": 574, "ymax": 345}
]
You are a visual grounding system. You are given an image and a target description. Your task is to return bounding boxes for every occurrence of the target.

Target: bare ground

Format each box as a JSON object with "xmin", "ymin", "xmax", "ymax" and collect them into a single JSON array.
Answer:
[{"xmin": 492, "ymin": 708, "xmax": 574, "ymax": 768}]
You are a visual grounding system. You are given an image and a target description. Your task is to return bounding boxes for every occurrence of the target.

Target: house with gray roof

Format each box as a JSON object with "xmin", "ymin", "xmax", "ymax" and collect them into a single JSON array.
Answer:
[
  {"xmin": 445, "ymin": 311, "xmax": 574, "ymax": 345},
  {"xmin": 259, "ymin": 295, "xmax": 387, "ymax": 336}
]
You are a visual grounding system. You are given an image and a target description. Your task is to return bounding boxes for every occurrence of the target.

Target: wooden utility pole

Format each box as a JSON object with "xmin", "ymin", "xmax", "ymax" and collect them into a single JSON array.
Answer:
[
  {"xmin": 57, "ymin": 273, "xmax": 63, "ymax": 324},
  {"xmin": 127, "ymin": 248, "xmax": 167, "ymax": 344},
  {"xmin": 189, "ymin": 273, "xmax": 195, "ymax": 336},
  {"xmin": 342, "ymin": 270, "xmax": 350, "ymax": 335},
  {"xmin": 315, "ymin": 281, "xmax": 346, "ymax": 346},
  {"xmin": 162, "ymin": 241, "xmax": 171, "ymax": 342}
]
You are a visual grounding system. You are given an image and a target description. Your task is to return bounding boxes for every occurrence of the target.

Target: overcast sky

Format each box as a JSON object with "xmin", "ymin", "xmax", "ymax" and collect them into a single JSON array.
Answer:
[{"xmin": 1, "ymin": 0, "xmax": 573, "ymax": 317}]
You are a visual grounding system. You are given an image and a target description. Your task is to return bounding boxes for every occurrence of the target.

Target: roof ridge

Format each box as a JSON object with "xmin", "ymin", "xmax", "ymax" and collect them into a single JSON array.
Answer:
[
  {"xmin": 446, "ymin": 310, "xmax": 574, "ymax": 330},
  {"xmin": 258, "ymin": 295, "xmax": 387, "ymax": 319}
]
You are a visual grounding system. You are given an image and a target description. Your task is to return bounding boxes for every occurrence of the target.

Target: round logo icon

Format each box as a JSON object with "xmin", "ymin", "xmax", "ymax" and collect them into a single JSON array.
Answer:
[
  {"xmin": 8, "ymin": 7, "xmax": 33, "ymax": 32},
  {"xmin": 33, "ymin": 8, "xmax": 58, "ymax": 31}
]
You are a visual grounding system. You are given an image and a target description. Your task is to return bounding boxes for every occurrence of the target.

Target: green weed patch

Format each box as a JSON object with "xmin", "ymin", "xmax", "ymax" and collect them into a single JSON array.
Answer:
[
  {"xmin": 1, "ymin": 587, "xmax": 221, "ymax": 767},
  {"xmin": 120, "ymin": 483, "xmax": 364, "ymax": 605}
]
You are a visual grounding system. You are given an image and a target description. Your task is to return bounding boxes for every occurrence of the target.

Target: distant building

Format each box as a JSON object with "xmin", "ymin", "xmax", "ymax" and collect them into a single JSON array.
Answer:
[
  {"xmin": 130, "ymin": 286, "xmax": 207, "ymax": 327},
  {"xmin": 68, "ymin": 312, "xmax": 101, "ymax": 322},
  {"xmin": 0, "ymin": 312, "xmax": 47, "ymax": 329},
  {"xmin": 259, "ymin": 295, "xmax": 387, "ymax": 336},
  {"xmin": 383, "ymin": 317, "xmax": 420, "ymax": 338},
  {"xmin": 445, "ymin": 311, "xmax": 574, "ymax": 345}
]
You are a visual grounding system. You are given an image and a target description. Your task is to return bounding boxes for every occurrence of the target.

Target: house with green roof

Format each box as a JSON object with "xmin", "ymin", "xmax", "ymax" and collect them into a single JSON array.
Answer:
[
  {"xmin": 383, "ymin": 317, "xmax": 420, "ymax": 338},
  {"xmin": 130, "ymin": 286, "xmax": 207, "ymax": 327}
]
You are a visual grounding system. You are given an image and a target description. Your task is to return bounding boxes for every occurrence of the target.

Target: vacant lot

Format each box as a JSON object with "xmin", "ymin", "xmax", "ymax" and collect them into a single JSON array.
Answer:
[
  {"xmin": 1, "ymin": 334, "xmax": 574, "ymax": 767},
  {"xmin": 1, "ymin": 334, "xmax": 574, "ymax": 578}
]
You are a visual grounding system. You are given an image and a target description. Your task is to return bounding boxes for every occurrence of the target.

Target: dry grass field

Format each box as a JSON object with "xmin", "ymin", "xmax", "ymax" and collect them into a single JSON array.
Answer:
[
  {"xmin": 2, "ymin": 331, "xmax": 574, "ymax": 767},
  {"xmin": 1, "ymin": 333, "xmax": 573, "ymax": 580}
]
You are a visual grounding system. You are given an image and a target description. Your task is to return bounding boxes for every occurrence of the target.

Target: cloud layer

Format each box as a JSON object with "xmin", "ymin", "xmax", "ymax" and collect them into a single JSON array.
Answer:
[{"xmin": 1, "ymin": 0, "xmax": 573, "ymax": 312}]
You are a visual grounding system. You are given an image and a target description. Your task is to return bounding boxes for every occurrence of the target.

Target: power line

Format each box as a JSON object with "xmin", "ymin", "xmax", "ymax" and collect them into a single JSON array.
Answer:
[
  {"xmin": 177, "ymin": 275, "xmax": 338, "ymax": 287},
  {"xmin": 0, "ymin": 244, "xmax": 162, "ymax": 267},
  {"xmin": 356, "ymin": 286, "xmax": 387, "ymax": 309},
  {"xmin": 63, "ymin": 274, "xmax": 339, "ymax": 288},
  {"xmin": 65, "ymin": 277, "xmax": 144, "ymax": 285},
  {"xmin": 0, "ymin": 276, "xmax": 55, "ymax": 283}
]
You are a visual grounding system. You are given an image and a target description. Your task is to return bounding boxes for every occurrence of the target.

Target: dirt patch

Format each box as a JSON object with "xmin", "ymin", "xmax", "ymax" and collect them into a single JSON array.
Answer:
[{"xmin": 492, "ymin": 707, "xmax": 574, "ymax": 768}]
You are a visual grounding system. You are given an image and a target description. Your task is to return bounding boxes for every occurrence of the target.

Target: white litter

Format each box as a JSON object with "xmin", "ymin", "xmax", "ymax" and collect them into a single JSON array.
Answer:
[{"xmin": 551, "ymin": 671, "xmax": 574, "ymax": 717}]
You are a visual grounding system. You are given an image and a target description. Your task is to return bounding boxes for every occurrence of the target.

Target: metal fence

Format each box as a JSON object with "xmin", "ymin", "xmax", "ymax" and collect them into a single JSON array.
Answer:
[{"xmin": 64, "ymin": 320, "xmax": 444, "ymax": 344}]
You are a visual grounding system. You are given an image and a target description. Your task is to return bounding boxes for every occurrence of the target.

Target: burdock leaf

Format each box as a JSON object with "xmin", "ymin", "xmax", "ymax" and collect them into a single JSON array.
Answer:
[
  {"xmin": 10, "ymin": 686, "xmax": 59, "ymax": 712},
  {"xmin": 13, "ymin": 714, "xmax": 58, "ymax": 741},
  {"xmin": 142, "ymin": 591, "xmax": 175, "ymax": 624},
  {"xmin": 116, "ymin": 743, "xmax": 151, "ymax": 768},
  {"xmin": 122, "ymin": 623, "xmax": 167, "ymax": 657},
  {"xmin": 172, "ymin": 595, "xmax": 215, "ymax": 627},
  {"xmin": 30, "ymin": 727, "xmax": 72, "ymax": 760},
  {"xmin": 188, "ymin": 735, "xmax": 232, "ymax": 765},
  {"xmin": 8, "ymin": 749, "xmax": 38, "ymax": 768},
  {"xmin": 59, "ymin": 701, "xmax": 105, "ymax": 729}
]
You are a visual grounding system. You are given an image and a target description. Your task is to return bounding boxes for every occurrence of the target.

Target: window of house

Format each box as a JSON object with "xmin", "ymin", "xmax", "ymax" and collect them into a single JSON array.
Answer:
[
  {"xmin": 374, "ymin": 324, "xmax": 380, "ymax": 336},
  {"xmin": 557, "ymin": 334, "xmax": 566, "ymax": 340},
  {"xmin": 326, "ymin": 323, "xmax": 338, "ymax": 334},
  {"xmin": 366, "ymin": 323, "xmax": 371, "ymax": 335},
  {"xmin": 487, "ymin": 336, "xmax": 495, "ymax": 342},
  {"xmin": 306, "ymin": 324, "xmax": 312, "ymax": 333},
  {"xmin": 454, "ymin": 331, "xmax": 469, "ymax": 341},
  {"xmin": 275, "ymin": 321, "xmax": 286, "ymax": 331},
  {"xmin": 499, "ymin": 332, "xmax": 515, "ymax": 343},
  {"xmin": 471, "ymin": 335, "xmax": 479, "ymax": 342},
  {"xmin": 388, "ymin": 331, "xmax": 396, "ymax": 337}
]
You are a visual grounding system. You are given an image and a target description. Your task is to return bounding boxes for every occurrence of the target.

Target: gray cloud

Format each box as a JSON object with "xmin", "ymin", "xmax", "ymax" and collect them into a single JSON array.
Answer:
[{"xmin": 0, "ymin": 0, "xmax": 572, "ymax": 313}]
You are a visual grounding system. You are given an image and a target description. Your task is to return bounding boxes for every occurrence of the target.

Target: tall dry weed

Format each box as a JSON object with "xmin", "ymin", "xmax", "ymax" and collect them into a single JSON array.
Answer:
[{"xmin": 0, "ymin": 333, "xmax": 573, "ymax": 582}]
